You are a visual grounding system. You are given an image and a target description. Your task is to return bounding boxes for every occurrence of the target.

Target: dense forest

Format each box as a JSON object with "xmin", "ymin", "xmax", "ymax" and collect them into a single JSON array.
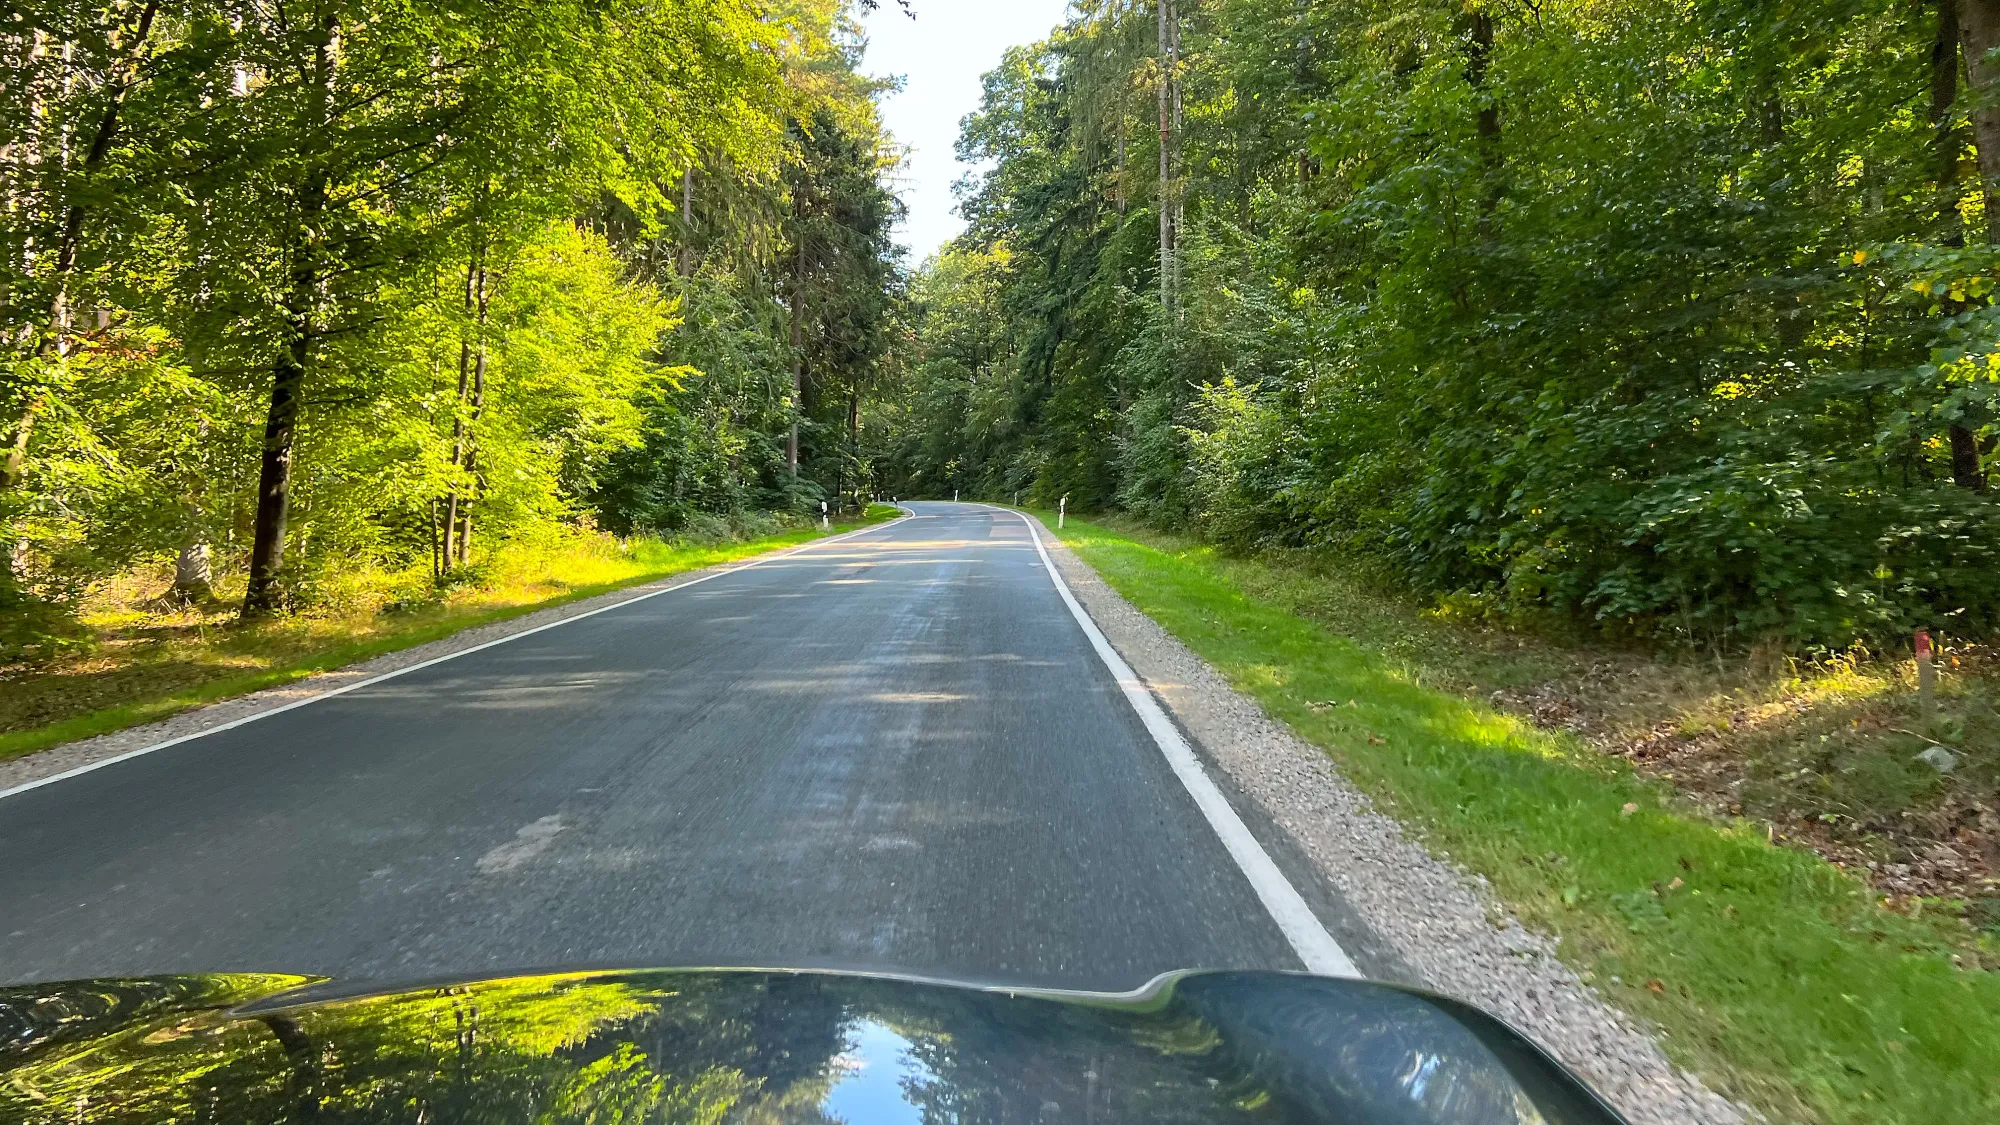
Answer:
[
  {"xmin": 879, "ymin": 0, "xmax": 2000, "ymax": 648},
  {"xmin": 1, "ymin": 0, "xmax": 902, "ymax": 648},
  {"xmin": 14, "ymin": 0, "xmax": 2000, "ymax": 656}
]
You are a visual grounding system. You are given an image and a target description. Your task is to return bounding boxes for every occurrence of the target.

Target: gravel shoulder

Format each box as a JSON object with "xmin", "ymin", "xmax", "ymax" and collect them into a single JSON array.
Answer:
[{"xmin": 1037, "ymin": 528, "xmax": 1747, "ymax": 1125}]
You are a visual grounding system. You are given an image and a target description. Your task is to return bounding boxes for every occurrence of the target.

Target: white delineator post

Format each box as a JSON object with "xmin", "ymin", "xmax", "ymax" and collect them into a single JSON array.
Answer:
[
  {"xmin": 1058, "ymin": 496, "xmax": 1067, "ymax": 529},
  {"xmin": 820, "ymin": 500, "xmax": 828, "ymax": 531}
]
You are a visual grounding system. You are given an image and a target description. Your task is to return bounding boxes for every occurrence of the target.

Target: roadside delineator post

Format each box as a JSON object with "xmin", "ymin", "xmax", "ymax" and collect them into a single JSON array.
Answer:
[
  {"xmin": 820, "ymin": 500, "xmax": 829, "ymax": 531},
  {"xmin": 1058, "ymin": 496, "xmax": 1067, "ymax": 529},
  {"xmin": 1916, "ymin": 629, "xmax": 1935, "ymax": 716},
  {"xmin": 954, "ymin": 489, "xmax": 959, "ymax": 502}
]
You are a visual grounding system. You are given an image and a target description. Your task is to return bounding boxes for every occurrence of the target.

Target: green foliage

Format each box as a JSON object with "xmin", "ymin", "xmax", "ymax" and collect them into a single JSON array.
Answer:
[
  {"xmin": 888, "ymin": 0, "xmax": 2000, "ymax": 648},
  {"xmin": 2, "ymin": 0, "xmax": 905, "ymax": 631}
]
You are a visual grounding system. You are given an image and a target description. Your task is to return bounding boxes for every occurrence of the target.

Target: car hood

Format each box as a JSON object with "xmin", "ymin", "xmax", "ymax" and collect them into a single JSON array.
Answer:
[{"xmin": 0, "ymin": 968, "xmax": 1626, "ymax": 1124}]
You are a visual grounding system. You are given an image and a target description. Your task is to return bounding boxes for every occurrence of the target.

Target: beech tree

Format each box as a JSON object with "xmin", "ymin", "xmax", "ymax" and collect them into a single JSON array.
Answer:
[{"xmin": 0, "ymin": 0, "xmax": 903, "ymax": 646}]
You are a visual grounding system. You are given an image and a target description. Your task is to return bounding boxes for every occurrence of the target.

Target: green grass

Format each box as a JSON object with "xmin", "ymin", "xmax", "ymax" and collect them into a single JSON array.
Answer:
[
  {"xmin": 1036, "ymin": 511, "xmax": 1994, "ymax": 1125},
  {"xmin": 0, "ymin": 507, "xmax": 899, "ymax": 764}
]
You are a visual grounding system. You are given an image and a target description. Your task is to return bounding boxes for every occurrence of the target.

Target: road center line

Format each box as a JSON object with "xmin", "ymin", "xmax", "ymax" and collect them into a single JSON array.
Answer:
[
  {"xmin": 998, "ymin": 505, "xmax": 1361, "ymax": 979},
  {"xmin": 0, "ymin": 513, "xmax": 913, "ymax": 803}
]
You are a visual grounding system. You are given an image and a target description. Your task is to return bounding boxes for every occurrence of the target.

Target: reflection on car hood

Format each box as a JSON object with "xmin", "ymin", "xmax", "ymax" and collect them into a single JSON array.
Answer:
[{"xmin": 0, "ymin": 968, "xmax": 1627, "ymax": 1124}]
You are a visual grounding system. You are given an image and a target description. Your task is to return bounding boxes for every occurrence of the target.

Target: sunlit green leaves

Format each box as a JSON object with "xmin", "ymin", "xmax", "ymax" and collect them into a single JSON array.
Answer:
[{"xmin": 889, "ymin": 0, "xmax": 2000, "ymax": 647}]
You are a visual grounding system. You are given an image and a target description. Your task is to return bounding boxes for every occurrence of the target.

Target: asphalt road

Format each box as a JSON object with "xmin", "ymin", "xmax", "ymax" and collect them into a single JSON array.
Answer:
[{"xmin": 0, "ymin": 504, "xmax": 1309, "ymax": 989}]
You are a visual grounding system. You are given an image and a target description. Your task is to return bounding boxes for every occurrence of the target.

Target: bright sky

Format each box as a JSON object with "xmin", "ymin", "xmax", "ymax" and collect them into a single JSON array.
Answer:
[{"xmin": 860, "ymin": 0, "xmax": 1075, "ymax": 265}]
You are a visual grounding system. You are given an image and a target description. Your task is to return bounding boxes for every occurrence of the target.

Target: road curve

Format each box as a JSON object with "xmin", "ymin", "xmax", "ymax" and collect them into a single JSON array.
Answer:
[{"xmin": 0, "ymin": 504, "xmax": 1306, "ymax": 989}]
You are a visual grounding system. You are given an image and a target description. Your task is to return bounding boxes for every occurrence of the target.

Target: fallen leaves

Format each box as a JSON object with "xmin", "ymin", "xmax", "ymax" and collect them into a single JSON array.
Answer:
[{"xmin": 1483, "ymin": 640, "xmax": 2000, "ymax": 911}]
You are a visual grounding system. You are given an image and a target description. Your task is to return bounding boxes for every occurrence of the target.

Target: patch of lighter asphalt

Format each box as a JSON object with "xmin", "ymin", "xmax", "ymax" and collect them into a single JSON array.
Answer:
[
  {"xmin": 476, "ymin": 816, "xmax": 568, "ymax": 875},
  {"xmin": 1024, "ymin": 514, "xmax": 1747, "ymax": 1125}
]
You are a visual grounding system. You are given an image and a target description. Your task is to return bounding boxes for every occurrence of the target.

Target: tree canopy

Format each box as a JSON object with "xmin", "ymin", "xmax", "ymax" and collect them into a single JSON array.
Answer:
[
  {"xmin": 2, "ymin": 0, "xmax": 905, "ymax": 639},
  {"xmin": 880, "ymin": 0, "xmax": 2000, "ymax": 647}
]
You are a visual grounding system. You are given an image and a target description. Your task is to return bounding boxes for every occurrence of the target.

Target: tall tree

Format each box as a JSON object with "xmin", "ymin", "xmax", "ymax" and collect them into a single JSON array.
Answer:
[
  {"xmin": 0, "ymin": 0, "xmax": 902, "ymax": 655},
  {"xmin": 1157, "ymin": 0, "xmax": 1180, "ymax": 316},
  {"xmin": 1, "ymin": 0, "xmax": 164, "ymax": 495},
  {"xmin": 891, "ymin": 0, "xmax": 2000, "ymax": 646}
]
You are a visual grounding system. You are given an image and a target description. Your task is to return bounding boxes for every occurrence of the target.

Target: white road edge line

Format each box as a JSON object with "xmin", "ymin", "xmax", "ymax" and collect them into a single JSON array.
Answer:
[
  {"xmin": 0, "ymin": 511, "xmax": 914, "ymax": 803},
  {"xmin": 998, "ymin": 504, "xmax": 1361, "ymax": 979}
]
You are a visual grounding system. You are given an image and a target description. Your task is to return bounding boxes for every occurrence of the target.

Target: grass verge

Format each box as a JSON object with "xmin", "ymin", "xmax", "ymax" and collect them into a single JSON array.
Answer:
[
  {"xmin": 0, "ymin": 507, "xmax": 899, "ymax": 764},
  {"xmin": 1037, "ymin": 511, "xmax": 1994, "ymax": 1125}
]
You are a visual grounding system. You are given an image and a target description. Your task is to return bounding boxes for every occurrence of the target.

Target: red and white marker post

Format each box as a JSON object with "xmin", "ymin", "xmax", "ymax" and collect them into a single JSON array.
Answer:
[{"xmin": 1915, "ymin": 629, "xmax": 1935, "ymax": 715}]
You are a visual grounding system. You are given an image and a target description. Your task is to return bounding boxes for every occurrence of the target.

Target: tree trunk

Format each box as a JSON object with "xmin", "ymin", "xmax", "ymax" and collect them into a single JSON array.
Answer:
[
  {"xmin": 1, "ymin": 0, "xmax": 161, "ymax": 495},
  {"xmin": 789, "ymin": 236, "xmax": 805, "ymax": 477},
  {"xmin": 442, "ymin": 262, "xmax": 473, "ymax": 566},
  {"xmin": 1958, "ymin": 0, "xmax": 2000, "ymax": 242},
  {"xmin": 242, "ymin": 333, "xmax": 308, "ymax": 614},
  {"xmin": 679, "ymin": 165, "xmax": 696, "ymax": 277},
  {"xmin": 164, "ymin": 412, "xmax": 212, "ymax": 603},
  {"xmin": 1156, "ymin": 0, "xmax": 1178, "ymax": 317},
  {"xmin": 1951, "ymin": 424, "xmax": 1986, "ymax": 489},
  {"xmin": 442, "ymin": 251, "xmax": 487, "ymax": 567},
  {"xmin": 457, "ymin": 336, "xmax": 487, "ymax": 565},
  {"xmin": 1169, "ymin": 4, "xmax": 1183, "ymax": 265},
  {"xmin": 456, "ymin": 463, "xmax": 475, "ymax": 565},
  {"xmin": 1465, "ymin": 8, "xmax": 1501, "ymax": 224},
  {"xmin": 0, "ymin": 396, "xmax": 41, "ymax": 494},
  {"xmin": 170, "ymin": 540, "xmax": 213, "ymax": 603},
  {"xmin": 442, "ymin": 330, "xmax": 467, "ymax": 568},
  {"xmin": 1954, "ymin": 0, "xmax": 1999, "ymax": 487},
  {"xmin": 1115, "ymin": 113, "xmax": 1128, "ymax": 215},
  {"xmin": 848, "ymin": 391, "xmax": 860, "ymax": 513},
  {"xmin": 1937, "ymin": 0, "xmax": 1965, "ymax": 209},
  {"xmin": 242, "ymin": 13, "xmax": 337, "ymax": 616}
]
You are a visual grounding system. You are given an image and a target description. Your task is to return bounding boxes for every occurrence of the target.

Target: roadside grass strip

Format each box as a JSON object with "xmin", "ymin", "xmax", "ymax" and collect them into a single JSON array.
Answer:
[
  {"xmin": 1039, "ymin": 513, "xmax": 1995, "ymax": 1125},
  {"xmin": 0, "ymin": 507, "xmax": 900, "ymax": 764}
]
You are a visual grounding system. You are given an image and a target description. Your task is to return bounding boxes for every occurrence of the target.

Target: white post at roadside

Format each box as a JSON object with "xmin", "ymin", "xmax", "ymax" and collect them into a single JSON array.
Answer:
[
  {"xmin": 1917, "ymin": 629, "xmax": 1935, "ymax": 716},
  {"xmin": 1058, "ymin": 496, "xmax": 1066, "ymax": 529},
  {"xmin": 820, "ymin": 500, "xmax": 829, "ymax": 531},
  {"xmin": 954, "ymin": 489, "xmax": 959, "ymax": 503}
]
